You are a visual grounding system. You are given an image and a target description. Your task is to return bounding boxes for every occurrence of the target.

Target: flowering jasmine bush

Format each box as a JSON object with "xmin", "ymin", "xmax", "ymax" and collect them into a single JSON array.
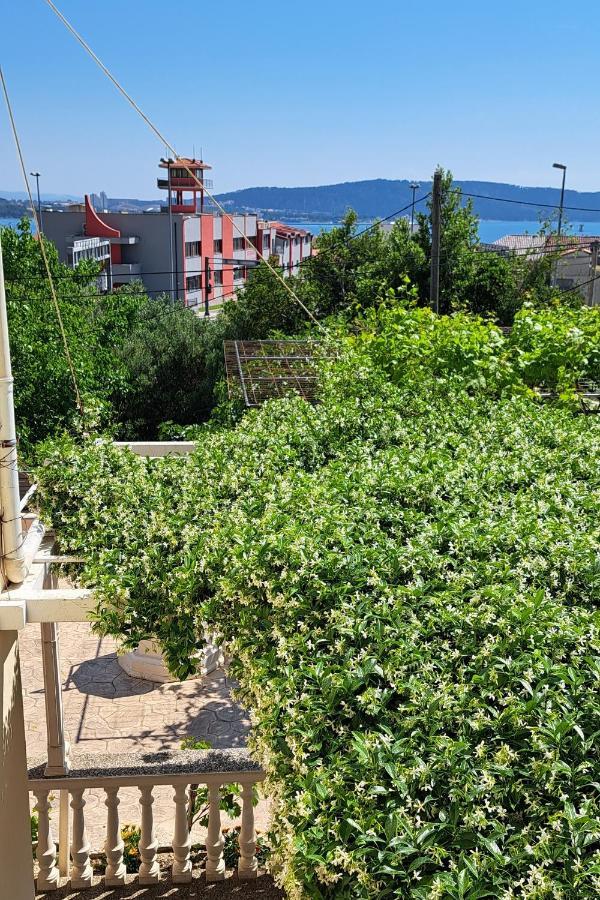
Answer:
[{"xmin": 35, "ymin": 306, "xmax": 600, "ymax": 898}]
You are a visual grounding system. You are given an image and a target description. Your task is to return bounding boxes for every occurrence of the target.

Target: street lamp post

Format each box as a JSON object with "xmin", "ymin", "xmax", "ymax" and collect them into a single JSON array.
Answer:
[
  {"xmin": 553, "ymin": 162, "xmax": 567, "ymax": 238},
  {"xmin": 30, "ymin": 171, "xmax": 43, "ymax": 233},
  {"xmin": 409, "ymin": 182, "xmax": 420, "ymax": 233}
]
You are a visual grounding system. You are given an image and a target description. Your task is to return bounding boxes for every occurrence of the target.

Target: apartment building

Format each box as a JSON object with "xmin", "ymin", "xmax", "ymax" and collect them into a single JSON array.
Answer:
[{"xmin": 43, "ymin": 158, "xmax": 314, "ymax": 314}]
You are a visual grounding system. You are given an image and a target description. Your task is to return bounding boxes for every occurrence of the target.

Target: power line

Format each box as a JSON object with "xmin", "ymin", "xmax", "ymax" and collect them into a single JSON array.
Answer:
[
  {"xmin": 44, "ymin": 0, "xmax": 323, "ymax": 333},
  {"xmin": 451, "ymin": 187, "xmax": 600, "ymax": 216},
  {"xmin": 0, "ymin": 65, "xmax": 86, "ymax": 424}
]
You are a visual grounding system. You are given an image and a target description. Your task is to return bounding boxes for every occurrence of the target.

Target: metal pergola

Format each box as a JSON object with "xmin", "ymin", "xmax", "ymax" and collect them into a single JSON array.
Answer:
[{"xmin": 223, "ymin": 339, "xmax": 328, "ymax": 407}]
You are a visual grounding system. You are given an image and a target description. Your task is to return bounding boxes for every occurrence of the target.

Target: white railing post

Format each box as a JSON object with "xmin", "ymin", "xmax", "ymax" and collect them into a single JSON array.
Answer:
[
  {"xmin": 138, "ymin": 785, "xmax": 160, "ymax": 884},
  {"xmin": 58, "ymin": 790, "xmax": 70, "ymax": 878},
  {"xmin": 34, "ymin": 788, "xmax": 60, "ymax": 891},
  {"xmin": 0, "ymin": 629, "xmax": 35, "ymax": 900},
  {"xmin": 69, "ymin": 787, "xmax": 92, "ymax": 888},
  {"xmin": 104, "ymin": 786, "xmax": 126, "ymax": 886},
  {"xmin": 172, "ymin": 783, "xmax": 192, "ymax": 883},
  {"xmin": 205, "ymin": 783, "xmax": 225, "ymax": 881},
  {"xmin": 238, "ymin": 782, "xmax": 258, "ymax": 879}
]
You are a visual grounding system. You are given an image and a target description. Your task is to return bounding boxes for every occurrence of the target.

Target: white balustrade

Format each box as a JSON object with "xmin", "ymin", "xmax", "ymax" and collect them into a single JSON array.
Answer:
[
  {"xmin": 104, "ymin": 786, "xmax": 126, "ymax": 886},
  {"xmin": 33, "ymin": 789, "xmax": 60, "ymax": 891},
  {"xmin": 172, "ymin": 783, "xmax": 192, "ymax": 883},
  {"xmin": 238, "ymin": 781, "xmax": 259, "ymax": 878},
  {"xmin": 70, "ymin": 788, "xmax": 93, "ymax": 888},
  {"xmin": 28, "ymin": 751, "xmax": 263, "ymax": 891},
  {"xmin": 205, "ymin": 784, "xmax": 226, "ymax": 881},
  {"xmin": 138, "ymin": 785, "xmax": 160, "ymax": 884}
]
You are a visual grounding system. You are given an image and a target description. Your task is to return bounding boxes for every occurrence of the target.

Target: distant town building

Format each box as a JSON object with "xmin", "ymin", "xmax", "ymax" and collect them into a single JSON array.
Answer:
[
  {"xmin": 89, "ymin": 191, "xmax": 108, "ymax": 213},
  {"xmin": 43, "ymin": 158, "xmax": 314, "ymax": 314},
  {"xmin": 485, "ymin": 233, "xmax": 600, "ymax": 305}
]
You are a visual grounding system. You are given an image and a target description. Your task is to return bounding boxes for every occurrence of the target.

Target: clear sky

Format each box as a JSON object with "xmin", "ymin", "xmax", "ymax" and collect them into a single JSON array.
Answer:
[{"xmin": 0, "ymin": 0, "xmax": 594, "ymax": 198}]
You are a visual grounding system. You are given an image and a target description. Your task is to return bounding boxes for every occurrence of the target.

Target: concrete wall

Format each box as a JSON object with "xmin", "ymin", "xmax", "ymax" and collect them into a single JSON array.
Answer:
[{"xmin": 556, "ymin": 252, "xmax": 600, "ymax": 305}]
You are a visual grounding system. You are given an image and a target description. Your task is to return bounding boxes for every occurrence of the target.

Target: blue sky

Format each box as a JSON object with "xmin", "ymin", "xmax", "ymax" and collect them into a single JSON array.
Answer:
[{"xmin": 0, "ymin": 0, "xmax": 594, "ymax": 198}]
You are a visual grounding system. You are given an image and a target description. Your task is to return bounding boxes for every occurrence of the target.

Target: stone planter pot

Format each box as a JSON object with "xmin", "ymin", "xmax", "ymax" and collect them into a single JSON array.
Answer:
[{"xmin": 118, "ymin": 637, "xmax": 223, "ymax": 684}]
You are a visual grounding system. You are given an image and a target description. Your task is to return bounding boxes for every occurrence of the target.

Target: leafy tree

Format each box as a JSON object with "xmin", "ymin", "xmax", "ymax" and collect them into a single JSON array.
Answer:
[
  {"xmin": 304, "ymin": 210, "xmax": 386, "ymax": 315},
  {"xmin": 112, "ymin": 298, "xmax": 213, "ymax": 439},
  {"xmin": 414, "ymin": 167, "xmax": 479, "ymax": 313}
]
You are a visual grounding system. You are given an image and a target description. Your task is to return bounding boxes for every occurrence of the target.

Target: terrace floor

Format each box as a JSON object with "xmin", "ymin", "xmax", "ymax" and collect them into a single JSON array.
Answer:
[
  {"xmin": 35, "ymin": 872, "xmax": 284, "ymax": 899},
  {"xmin": 21, "ymin": 622, "xmax": 269, "ymax": 849}
]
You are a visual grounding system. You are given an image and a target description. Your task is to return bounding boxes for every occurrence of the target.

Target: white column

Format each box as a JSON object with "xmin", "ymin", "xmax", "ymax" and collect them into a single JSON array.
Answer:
[
  {"xmin": 34, "ymin": 788, "xmax": 59, "ymax": 891},
  {"xmin": 238, "ymin": 782, "xmax": 258, "ymax": 879},
  {"xmin": 172, "ymin": 783, "xmax": 192, "ymax": 883},
  {"xmin": 41, "ymin": 620, "xmax": 69, "ymax": 776},
  {"xmin": 138, "ymin": 785, "xmax": 160, "ymax": 884},
  {"xmin": 205, "ymin": 783, "xmax": 225, "ymax": 881},
  {"xmin": 0, "ymin": 630, "xmax": 35, "ymax": 900},
  {"xmin": 104, "ymin": 787, "xmax": 126, "ymax": 886},
  {"xmin": 69, "ymin": 787, "xmax": 92, "ymax": 888}
]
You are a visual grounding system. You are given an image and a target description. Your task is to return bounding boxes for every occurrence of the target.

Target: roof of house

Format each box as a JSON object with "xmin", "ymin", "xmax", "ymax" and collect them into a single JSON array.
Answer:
[
  {"xmin": 269, "ymin": 221, "xmax": 311, "ymax": 238},
  {"xmin": 158, "ymin": 158, "xmax": 212, "ymax": 170},
  {"xmin": 492, "ymin": 233, "xmax": 600, "ymax": 257},
  {"xmin": 492, "ymin": 234, "xmax": 546, "ymax": 254}
]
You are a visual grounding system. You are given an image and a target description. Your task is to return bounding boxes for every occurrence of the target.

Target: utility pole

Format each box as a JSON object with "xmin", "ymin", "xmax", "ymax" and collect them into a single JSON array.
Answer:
[
  {"xmin": 409, "ymin": 182, "xmax": 420, "ymax": 233},
  {"xmin": 430, "ymin": 170, "xmax": 441, "ymax": 314},
  {"xmin": 588, "ymin": 240, "xmax": 599, "ymax": 306}
]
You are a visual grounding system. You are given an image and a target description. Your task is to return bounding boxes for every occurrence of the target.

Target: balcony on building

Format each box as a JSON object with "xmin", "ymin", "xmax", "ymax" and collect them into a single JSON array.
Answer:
[{"xmin": 111, "ymin": 263, "xmax": 142, "ymax": 284}]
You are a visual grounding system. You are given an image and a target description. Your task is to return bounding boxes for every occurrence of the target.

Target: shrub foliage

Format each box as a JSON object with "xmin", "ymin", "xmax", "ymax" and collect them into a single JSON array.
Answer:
[{"xmin": 35, "ymin": 304, "xmax": 600, "ymax": 898}]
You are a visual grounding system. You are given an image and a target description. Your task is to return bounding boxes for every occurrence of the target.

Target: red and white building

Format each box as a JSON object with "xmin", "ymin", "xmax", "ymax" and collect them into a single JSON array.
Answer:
[{"xmin": 43, "ymin": 159, "xmax": 314, "ymax": 315}]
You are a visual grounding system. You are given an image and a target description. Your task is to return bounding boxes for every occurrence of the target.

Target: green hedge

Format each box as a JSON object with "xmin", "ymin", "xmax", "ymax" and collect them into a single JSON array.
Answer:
[{"xmin": 35, "ymin": 305, "xmax": 600, "ymax": 897}]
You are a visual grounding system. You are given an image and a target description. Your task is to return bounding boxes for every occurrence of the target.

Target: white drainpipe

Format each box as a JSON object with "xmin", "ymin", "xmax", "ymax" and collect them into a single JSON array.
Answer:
[{"xmin": 0, "ymin": 231, "xmax": 25, "ymax": 586}]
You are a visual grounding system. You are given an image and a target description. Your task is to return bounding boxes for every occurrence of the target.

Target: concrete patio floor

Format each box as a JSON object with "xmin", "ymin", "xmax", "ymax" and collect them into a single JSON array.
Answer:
[{"xmin": 21, "ymin": 622, "xmax": 269, "ymax": 849}]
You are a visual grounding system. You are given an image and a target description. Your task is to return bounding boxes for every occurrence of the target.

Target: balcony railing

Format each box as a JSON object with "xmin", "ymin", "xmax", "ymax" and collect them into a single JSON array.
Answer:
[{"xmin": 29, "ymin": 748, "xmax": 264, "ymax": 891}]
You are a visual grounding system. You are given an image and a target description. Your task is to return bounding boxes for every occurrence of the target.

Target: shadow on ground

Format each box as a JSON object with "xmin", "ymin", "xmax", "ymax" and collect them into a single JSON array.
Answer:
[
  {"xmin": 67, "ymin": 653, "xmax": 155, "ymax": 699},
  {"xmin": 36, "ymin": 873, "xmax": 285, "ymax": 899}
]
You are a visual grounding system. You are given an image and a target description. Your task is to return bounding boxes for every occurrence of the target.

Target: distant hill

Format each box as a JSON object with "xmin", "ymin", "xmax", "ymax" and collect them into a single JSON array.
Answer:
[
  {"xmin": 0, "ymin": 197, "xmax": 30, "ymax": 219},
  {"xmin": 6, "ymin": 178, "xmax": 600, "ymax": 226},
  {"xmin": 0, "ymin": 190, "xmax": 78, "ymax": 202},
  {"xmin": 215, "ymin": 179, "xmax": 600, "ymax": 223}
]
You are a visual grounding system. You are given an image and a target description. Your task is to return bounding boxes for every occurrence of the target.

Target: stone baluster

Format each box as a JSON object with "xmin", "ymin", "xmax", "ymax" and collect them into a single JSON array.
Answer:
[
  {"xmin": 138, "ymin": 785, "xmax": 160, "ymax": 884},
  {"xmin": 34, "ymin": 788, "xmax": 60, "ymax": 891},
  {"xmin": 172, "ymin": 783, "xmax": 192, "ymax": 883},
  {"xmin": 69, "ymin": 788, "xmax": 93, "ymax": 888},
  {"xmin": 205, "ymin": 783, "xmax": 225, "ymax": 881},
  {"xmin": 238, "ymin": 782, "xmax": 258, "ymax": 879},
  {"xmin": 104, "ymin": 787, "xmax": 126, "ymax": 886}
]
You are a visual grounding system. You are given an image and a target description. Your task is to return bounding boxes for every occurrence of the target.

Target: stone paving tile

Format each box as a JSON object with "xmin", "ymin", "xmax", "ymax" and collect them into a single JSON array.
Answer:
[{"xmin": 21, "ymin": 622, "xmax": 270, "ymax": 850}]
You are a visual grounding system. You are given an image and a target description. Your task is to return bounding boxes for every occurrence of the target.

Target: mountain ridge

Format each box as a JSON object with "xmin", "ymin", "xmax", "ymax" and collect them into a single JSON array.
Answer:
[{"xmin": 214, "ymin": 178, "xmax": 600, "ymax": 222}]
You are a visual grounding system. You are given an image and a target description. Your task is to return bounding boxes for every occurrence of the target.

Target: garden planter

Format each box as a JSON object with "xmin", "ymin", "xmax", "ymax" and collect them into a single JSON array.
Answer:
[{"xmin": 118, "ymin": 637, "xmax": 223, "ymax": 684}]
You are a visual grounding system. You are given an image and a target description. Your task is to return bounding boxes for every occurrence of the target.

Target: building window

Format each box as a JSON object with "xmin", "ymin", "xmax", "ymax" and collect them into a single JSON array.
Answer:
[
  {"xmin": 233, "ymin": 237, "xmax": 246, "ymax": 251},
  {"xmin": 213, "ymin": 239, "xmax": 223, "ymax": 253},
  {"xmin": 233, "ymin": 267, "xmax": 245, "ymax": 281},
  {"xmin": 169, "ymin": 167, "xmax": 202, "ymax": 180},
  {"xmin": 263, "ymin": 235, "xmax": 271, "ymax": 250},
  {"xmin": 213, "ymin": 270, "xmax": 223, "ymax": 286},
  {"xmin": 186, "ymin": 274, "xmax": 201, "ymax": 292},
  {"xmin": 184, "ymin": 240, "xmax": 201, "ymax": 257}
]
